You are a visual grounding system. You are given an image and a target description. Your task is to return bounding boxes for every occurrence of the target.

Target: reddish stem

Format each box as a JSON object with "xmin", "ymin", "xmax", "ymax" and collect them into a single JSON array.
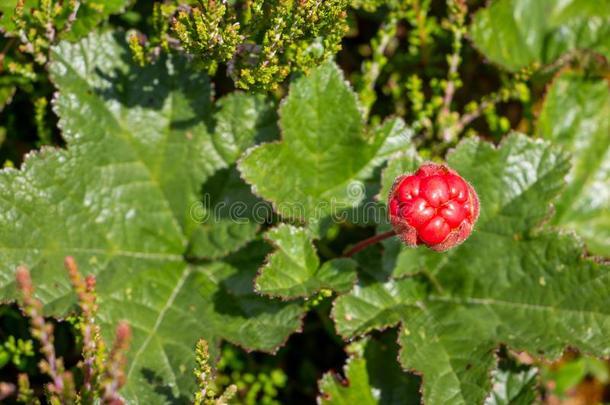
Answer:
[{"xmin": 344, "ymin": 230, "xmax": 396, "ymax": 257}]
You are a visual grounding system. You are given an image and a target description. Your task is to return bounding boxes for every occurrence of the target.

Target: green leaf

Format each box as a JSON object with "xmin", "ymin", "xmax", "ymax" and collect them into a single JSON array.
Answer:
[
  {"xmin": 318, "ymin": 333, "xmax": 421, "ymax": 405},
  {"xmin": 470, "ymin": 0, "xmax": 610, "ymax": 71},
  {"xmin": 212, "ymin": 92, "xmax": 278, "ymax": 166},
  {"xmin": 186, "ymin": 167, "xmax": 263, "ymax": 260},
  {"xmin": 186, "ymin": 93, "xmax": 278, "ymax": 259},
  {"xmin": 485, "ymin": 367, "xmax": 538, "ymax": 405},
  {"xmin": 238, "ymin": 62, "xmax": 412, "ymax": 226},
  {"xmin": 118, "ymin": 241, "xmax": 304, "ymax": 402},
  {"xmin": 0, "ymin": 31, "xmax": 302, "ymax": 402},
  {"xmin": 536, "ymin": 72, "xmax": 610, "ymax": 257},
  {"xmin": 332, "ymin": 275, "xmax": 425, "ymax": 338},
  {"xmin": 334, "ymin": 134, "xmax": 610, "ymax": 404},
  {"xmin": 332, "ymin": 235, "xmax": 424, "ymax": 338},
  {"xmin": 254, "ymin": 224, "xmax": 357, "ymax": 299}
]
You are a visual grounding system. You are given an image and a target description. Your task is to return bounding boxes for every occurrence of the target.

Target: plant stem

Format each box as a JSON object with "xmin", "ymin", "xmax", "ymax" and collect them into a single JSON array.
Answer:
[
  {"xmin": 438, "ymin": 0, "xmax": 467, "ymax": 141},
  {"xmin": 456, "ymin": 92, "xmax": 502, "ymax": 131},
  {"xmin": 344, "ymin": 230, "xmax": 396, "ymax": 257},
  {"xmin": 440, "ymin": 44, "xmax": 461, "ymax": 118},
  {"xmin": 359, "ymin": 12, "xmax": 398, "ymax": 118}
]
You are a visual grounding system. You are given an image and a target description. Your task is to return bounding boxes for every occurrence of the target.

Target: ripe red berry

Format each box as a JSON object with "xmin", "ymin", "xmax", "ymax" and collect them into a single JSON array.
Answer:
[{"xmin": 388, "ymin": 163, "xmax": 479, "ymax": 251}]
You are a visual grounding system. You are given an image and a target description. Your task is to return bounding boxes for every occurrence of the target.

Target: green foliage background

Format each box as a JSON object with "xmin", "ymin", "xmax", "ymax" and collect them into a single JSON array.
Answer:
[{"xmin": 0, "ymin": 0, "xmax": 609, "ymax": 404}]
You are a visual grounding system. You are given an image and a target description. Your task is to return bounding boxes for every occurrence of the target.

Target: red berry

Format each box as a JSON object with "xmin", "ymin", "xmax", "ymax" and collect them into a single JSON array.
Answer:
[{"xmin": 387, "ymin": 163, "xmax": 479, "ymax": 251}]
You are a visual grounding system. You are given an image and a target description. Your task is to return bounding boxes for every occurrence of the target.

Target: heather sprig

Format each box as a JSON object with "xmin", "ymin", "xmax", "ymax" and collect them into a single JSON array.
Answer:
[
  {"xmin": 129, "ymin": 0, "xmax": 349, "ymax": 91},
  {"xmin": 436, "ymin": 0, "xmax": 467, "ymax": 142},
  {"xmin": 10, "ymin": 0, "xmax": 80, "ymax": 66},
  {"xmin": 101, "ymin": 322, "xmax": 131, "ymax": 404},
  {"xmin": 15, "ymin": 265, "xmax": 68, "ymax": 403},
  {"xmin": 10, "ymin": 260, "xmax": 132, "ymax": 404},
  {"xmin": 173, "ymin": 1, "xmax": 241, "ymax": 75},
  {"xmin": 16, "ymin": 374, "xmax": 38, "ymax": 404},
  {"xmin": 194, "ymin": 339, "xmax": 237, "ymax": 405},
  {"xmin": 357, "ymin": 11, "xmax": 399, "ymax": 118},
  {"xmin": 64, "ymin": 256, "xmax": 106, "ymax": 403}
]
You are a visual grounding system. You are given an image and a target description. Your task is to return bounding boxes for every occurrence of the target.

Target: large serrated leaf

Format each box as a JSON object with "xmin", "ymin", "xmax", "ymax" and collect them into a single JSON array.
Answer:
[
  {"xmin": 333, "ymin": 134, "xmax": 610, "ymax": 405},
  {"xmin": 537, "ymin": 72, "xmax": 610, "ymax": 257},
  {"xmin": 186, "ymin": 166, "xmax": 262, "ymax": 260},
  {"xmin": 470, "ymin": 0, "xmax": 610, "ymax": 71},
  {"xmin": 0, "ymin": 31, "xmax": 302, "ymax": 403},
  {"xmin": 238, "ymin": 62, "xmax": 412, "ymax": 226},
  {"xmin": 186, "ymin": 93, "xmax": 278, "ymax": 259}
]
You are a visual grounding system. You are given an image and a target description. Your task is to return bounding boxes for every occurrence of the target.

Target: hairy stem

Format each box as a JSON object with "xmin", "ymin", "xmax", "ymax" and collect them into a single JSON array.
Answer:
[{"xmin": 344, "ymin": 230, "xmax": 396, "ymax": 257}]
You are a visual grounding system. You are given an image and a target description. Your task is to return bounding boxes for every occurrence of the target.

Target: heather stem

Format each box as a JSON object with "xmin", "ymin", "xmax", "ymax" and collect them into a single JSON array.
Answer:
[
  {"xmin": 61, "ymin": 1, "xmax": 81, "ymax": 36},
  {"xmin": 15, "ymin": 266, "xmax": 65, "ymax": 402},
  {"xmin": 102, "ymin": 322, "xmax": 131, "ymax": 404},
  {"xmin": 359, "ymin": 12, "xmax": 399, "ymax": 118},
  {"xmin": 65, "ymin": 256, "xmax": 100, "ymax": 401},
  {"xmin": 455, "ymin": 92, "xmax": 504, "ymax": 131},
  {"xmin": 343, "ymin": 230, "xmax": 396, "ymax": 257}
]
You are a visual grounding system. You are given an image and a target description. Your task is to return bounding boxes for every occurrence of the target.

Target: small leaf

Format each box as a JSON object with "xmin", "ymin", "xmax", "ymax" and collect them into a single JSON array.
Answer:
[
  {"xmin": 255, "ymin": 224, "xmax": 357, "ymax": 299},
  {"xmin": 537, "ymin": 72, "xmax": 610, "ymax": 256},
  {"xmin": 238, "ymin": 62, "xmax": 412, "ymax": 226},
  {"xmin": 470, "ymin": 0, "xmax": 610, "ymax": 71}
]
